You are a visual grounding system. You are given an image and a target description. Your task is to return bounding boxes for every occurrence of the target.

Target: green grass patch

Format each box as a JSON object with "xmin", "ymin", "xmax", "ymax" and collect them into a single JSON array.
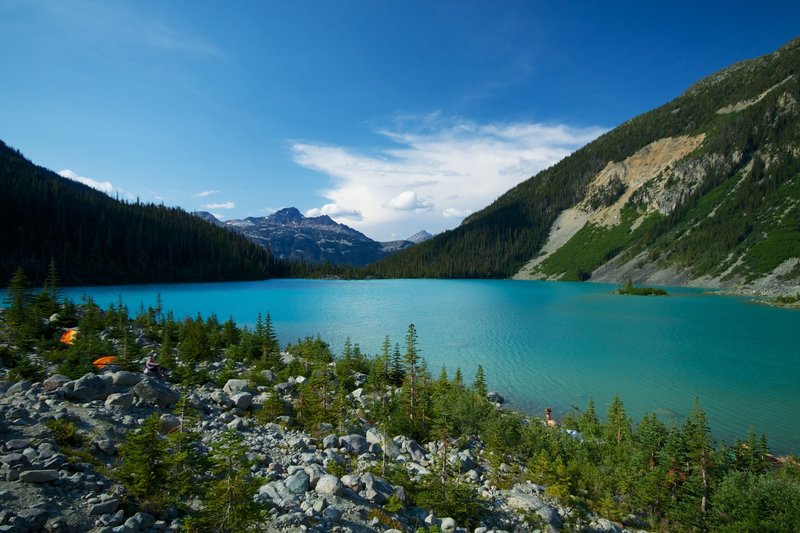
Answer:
[{"xmin": 538, "ymin": 208, "xmax": 659, "ymax": 281}]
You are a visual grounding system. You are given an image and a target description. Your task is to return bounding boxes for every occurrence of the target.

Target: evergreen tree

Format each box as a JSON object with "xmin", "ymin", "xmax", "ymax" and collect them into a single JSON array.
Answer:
[
  {"xmin": 116, "ymin": 414, "xmax": 176, "ymax": 513},
  {"xmin": 4, "ymin": 267, "xmax": 33, "ymax": 347},
  {"xmin": 404, "ymin": 324, "xmax": 420, "ymax": 424},
  {"xmin": 606, "ymin": 396, "xmax": 632, "ymax": 444},
  {"xmin": 473, "ymin": 365, "xmax": 488, "ymax": 398},
  {"xmin": 390, "ymin": 340, "xmax": 405, "ymax": 385},
  {"xmin": 261, "ymin": 312, "xmax": 280, "ymax": 366},
  {"xmin": 682, "ymin": 398, "xmax": 713, "ymax": 518},
  {"xmin": 197, "ymin": 430, "xmax": 265, "ymax": 532}
]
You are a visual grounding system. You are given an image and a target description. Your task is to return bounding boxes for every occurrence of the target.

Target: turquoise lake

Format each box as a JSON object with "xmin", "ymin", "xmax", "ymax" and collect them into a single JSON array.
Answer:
[{"xmin": 57, "ymin": 279, "xmax": 800, "ymax": 454}]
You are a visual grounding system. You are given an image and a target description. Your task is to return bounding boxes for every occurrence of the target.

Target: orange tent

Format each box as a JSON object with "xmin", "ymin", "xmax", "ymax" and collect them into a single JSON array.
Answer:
[
  {"xmin": 92, "ymin": 356, "xmax": 118, "ymax": 369},
  {"xmin": 60, "ymin": 328, "xmax": 79, "ymax": 345}
]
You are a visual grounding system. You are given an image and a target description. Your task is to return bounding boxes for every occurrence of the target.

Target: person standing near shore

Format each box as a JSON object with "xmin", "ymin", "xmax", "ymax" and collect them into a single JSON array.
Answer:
[{"xmin": 545, "ymin": 407, "xmax": 558, "ymax": 427}]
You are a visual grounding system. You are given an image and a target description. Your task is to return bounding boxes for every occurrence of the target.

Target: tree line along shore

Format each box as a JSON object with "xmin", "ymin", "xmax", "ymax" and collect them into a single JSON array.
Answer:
[{"xmin": 2, "ymin": 265, "xmax": 800, "ymax": 532}]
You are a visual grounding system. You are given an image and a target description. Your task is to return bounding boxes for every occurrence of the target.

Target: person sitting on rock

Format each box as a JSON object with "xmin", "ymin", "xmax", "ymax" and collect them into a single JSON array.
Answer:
[
  {"xmin": 544, "ymin": 407, "xmax": 558, "ymax": 428},
  {"xmin": 145, "ymin": 355, "xmax": 163, "ymax": 376}
]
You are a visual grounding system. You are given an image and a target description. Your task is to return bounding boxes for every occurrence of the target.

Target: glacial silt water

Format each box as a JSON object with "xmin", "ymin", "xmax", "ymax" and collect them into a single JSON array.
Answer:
[{"xmin": 57, "ymin": 279, "xmax": 800, "ymax": 454}]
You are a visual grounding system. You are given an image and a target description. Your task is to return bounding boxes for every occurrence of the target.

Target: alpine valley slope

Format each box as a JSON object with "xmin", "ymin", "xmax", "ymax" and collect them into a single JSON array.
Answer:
[
  {"xmin": 368, "ymin": 37, "xmax": 800, "ymax": 296},
  {"xmin": 0, "ymin": 142, "xmax": 277, "ymax": 286},
  {"xmin": 196, "ymin": 208, "xmax": 432, "ymax": 267}
]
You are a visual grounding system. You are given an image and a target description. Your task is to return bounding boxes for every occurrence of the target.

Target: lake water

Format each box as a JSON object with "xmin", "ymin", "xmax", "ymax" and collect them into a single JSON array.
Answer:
[{"xmin": 56, "ymin": 279, "xmax": 800, "ymax": 454}]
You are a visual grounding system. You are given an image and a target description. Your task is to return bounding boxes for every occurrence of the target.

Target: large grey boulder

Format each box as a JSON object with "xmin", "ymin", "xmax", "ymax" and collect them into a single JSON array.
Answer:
[
  {"xmin": 506, "ymin": 483, "xmax": 562, "ymax": 531},
  {"xmin": 133, "ymin": 377, "xmax": 179, "ymax": 408},
  {"xmin": 284, "ymin": 469, "xmax": 309, "ymax": 496},
  {"xmin": 405, "ymin": 439, "xmax": 427, "ymax": 463},
  {"xmin": 223, "ymin": 379, "xmax": 253, "ymax": 396},
  {"xmin": 487, "ymin": 391, "xmax": 505, "ymax": 404},
  {"xmin": 68, "ymin": 373, "xmax": 113, "ymax": 402},
  {"xmin": 5, "ymin": 380, "xmax": 31, "ymax": 396},
  {"xmin": 340, "ymin": 434, "xmax": 369, "ymax": 455},
  {"xmin": 314, "ymin": 474, "xmax": 344, "ymax": 496},
  {"xmin": 105, "ymin": 392, "xmax": 134, "ymax": 410},
  {"xmin": 362, "ymin": 472, "xmax": 395, "ymax": 504},
  {"xmin": 111, "ymin": 371, "xmax": 142, "ymax": 387},
  {"xmin": 230, "ymin": 391, "xmax": 253, "ymax": 410},
  {"xmin": 43, "ymin": 374, "xmax": 70, "ymax": 392},
  {"xmin": 366, "ymin": 427, "xmax": 401, "ymax": 459}
]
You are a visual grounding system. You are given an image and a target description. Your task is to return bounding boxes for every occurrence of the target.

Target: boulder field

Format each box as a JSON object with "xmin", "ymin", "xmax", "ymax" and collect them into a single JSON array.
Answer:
[{"xmin": 0, "ymin": 368, "xmax": 635, "ymax": 533}]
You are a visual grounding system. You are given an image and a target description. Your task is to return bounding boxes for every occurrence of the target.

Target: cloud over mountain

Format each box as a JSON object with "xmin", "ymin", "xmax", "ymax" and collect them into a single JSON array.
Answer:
[{"xmin": 292, "ymin": 114, "xmax": 604, "ymax": 238}]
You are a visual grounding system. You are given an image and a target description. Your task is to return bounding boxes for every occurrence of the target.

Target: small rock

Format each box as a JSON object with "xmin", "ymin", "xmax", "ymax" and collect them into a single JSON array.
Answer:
[
  {"xmin": 19, "ymin": 469, "xmax": 60, "ymax": 483},
  {"xmin": 0, "ymin": 453, "xmax": 30, "ymax": 468},
  {"xmin": 17, "ymin": 507, "xmax": 49, "ymax": 530},
  {"xmin": 125, "ymin": 511, "xmax": 155, "ymax": 530},
  {"xmin": 322, "ymin": 505, "xmax": 343, "ymax": 521},
  {"xmin": 160, "ymin": 414, "xmax": 182, "ymax": 433},
  {"xmin": 440, "ymin": 517, "xmax": 456, "ymax": 532},
  {"xmin": 90, "ymin": 497, "xmax": 120, "ymax": 515}
]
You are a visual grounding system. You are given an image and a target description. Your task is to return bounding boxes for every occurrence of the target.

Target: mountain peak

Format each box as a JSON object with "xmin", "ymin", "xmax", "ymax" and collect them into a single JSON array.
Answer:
[
  {"xmin": 406, "ymin": 230, "xmax": 433, "ymax": 243},
  {"xmin": 266, "ymin": 207, "xmax": 304, "ymax": 225}
]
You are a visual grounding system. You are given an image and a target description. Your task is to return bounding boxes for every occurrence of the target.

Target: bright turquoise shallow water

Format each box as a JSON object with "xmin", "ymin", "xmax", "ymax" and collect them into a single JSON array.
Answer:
[{"xmin": 58, "ymin": 279, "xmax": 800, "ymax": 454}]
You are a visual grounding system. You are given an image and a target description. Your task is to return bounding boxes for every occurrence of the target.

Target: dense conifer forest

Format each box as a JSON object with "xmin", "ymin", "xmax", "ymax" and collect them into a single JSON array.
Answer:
[{"xmin": 0, "ymin": 141, "xmax": 278, "ymax": 286}]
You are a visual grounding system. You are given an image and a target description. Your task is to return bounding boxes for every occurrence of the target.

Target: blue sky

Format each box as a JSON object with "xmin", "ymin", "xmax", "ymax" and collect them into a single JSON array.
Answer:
[{"xmin": 2, "ymin": 1, "xmax": 798, "ymax": 240}]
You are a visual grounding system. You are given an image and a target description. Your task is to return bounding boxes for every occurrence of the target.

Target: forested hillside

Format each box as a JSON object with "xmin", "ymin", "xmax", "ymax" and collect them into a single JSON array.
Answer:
[
  {"xmin": 0, "ymin": 142, "xmax": 277, "ymax": 286},
  {"xmin": 367, "ymin": 37, "xmax": 800, "ymax": 291}
]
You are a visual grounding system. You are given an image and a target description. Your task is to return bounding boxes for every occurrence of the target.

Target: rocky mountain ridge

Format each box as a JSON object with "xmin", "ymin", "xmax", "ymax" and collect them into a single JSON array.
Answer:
[
  {"xmin": 196, "ymin": 209, "xmax": 431, "ymax": 267},
  {"xmin": 369, "ymin": 37, "xmax": 800, "ymax": 297}
]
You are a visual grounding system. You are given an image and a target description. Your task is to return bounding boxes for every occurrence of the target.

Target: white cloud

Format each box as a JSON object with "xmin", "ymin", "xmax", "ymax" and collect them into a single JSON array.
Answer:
[
  {"xmin": 443, "ymin": 207, "xmax": 473, "ymax": 219},
  {"xmin": 305, "ymin": 203, "xmax": 363, "ymax": 221},
  {"xmin": 290, "ymin": 114, "xmax": 605, "ymax": 239},
  {"xmin": 385, "ymin": 191, "xmax": 433, "ymax": 211},
  {"xmin": 203, "ymin": 201, "xmax": 235, "ymax": 209},
  {"xmin": 58, "ymin": 169, "xmax": 115, "ymax": 194},
  {"xmin": 195, "ymin": 190, "xmax": 219, "ymax": 197}
]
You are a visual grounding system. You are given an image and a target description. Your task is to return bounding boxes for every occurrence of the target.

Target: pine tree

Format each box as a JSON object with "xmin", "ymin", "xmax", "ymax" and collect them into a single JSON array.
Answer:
[
  {"xmin": 390, "ymin": 340, "xmax": 405, "ymax": 385},
  {"xmin": 261, "ymin": 312, "xmax": 279, "ymax": 365},
  {"xmin": 39, "ymin": 258, "xmax": 61, "ymax": 315},
  {"xmin": 606, "ymin": 396, "xmax": 632, "ymax": 444},
  {"xmin": 116, "ymin": 414, "xmax": 176, "ymax": 513},
  {"xmin": 4, "ymin": 267, "xmax": 33, "ymax": 347},
  {"xmin": 579, "ymin": 397, "xmax": 601, "ymax": 438},
  {"xmin": 198, "ymin": 430, "xmax": 265, "ymax": 532},
  {"xmin": 683, "ymin": 398, "xmax": 713, "ymax": 517},
  {"xmin": 473, "ymin": 365, "xmax": 487, "ymax": 397},
  {"xmin": 404, "ymin": 324, "xmax": 420, "ymax": 424}
]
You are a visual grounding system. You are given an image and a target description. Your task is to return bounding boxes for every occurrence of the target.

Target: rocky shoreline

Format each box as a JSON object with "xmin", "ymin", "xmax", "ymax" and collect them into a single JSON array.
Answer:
[{"xmin": 0, "ymin": 363, "xmax": 635, "ymax": 533}]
